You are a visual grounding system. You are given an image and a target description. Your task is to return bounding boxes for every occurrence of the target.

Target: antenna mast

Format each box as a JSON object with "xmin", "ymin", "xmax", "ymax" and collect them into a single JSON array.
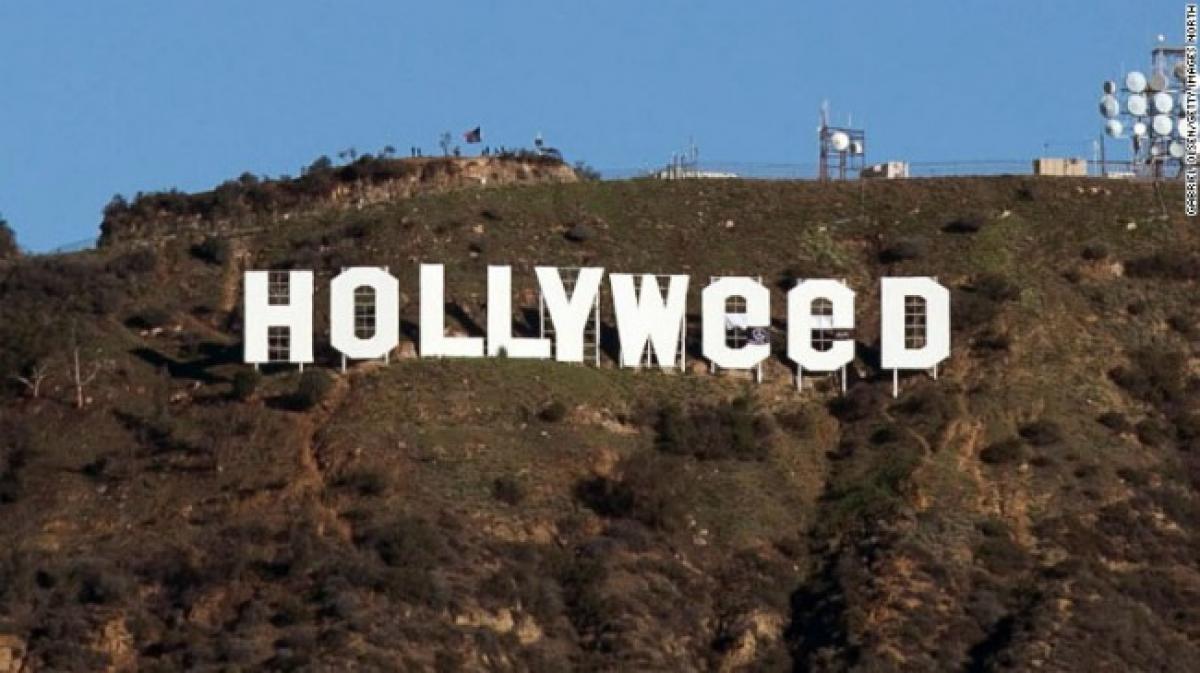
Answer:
[{"xmin": 817, "ymin": 100, "xmax": 866, "ymax": 182}]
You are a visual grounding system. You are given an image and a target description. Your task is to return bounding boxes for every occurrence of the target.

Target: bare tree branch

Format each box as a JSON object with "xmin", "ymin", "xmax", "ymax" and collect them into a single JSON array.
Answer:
[
  {"xmin": 68, "ymin": 345, "xmax": 103, "ymax": 410},
  {"xmin": 11, "ymin": 361, "xmax": 51, "ymax": 398}
]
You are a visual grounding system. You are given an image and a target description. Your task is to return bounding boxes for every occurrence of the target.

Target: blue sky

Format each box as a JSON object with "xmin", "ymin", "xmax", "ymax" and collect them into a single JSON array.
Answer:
[{"xmin": 0, "ymin": 0, "xmax": 1185, "ymax": 251}]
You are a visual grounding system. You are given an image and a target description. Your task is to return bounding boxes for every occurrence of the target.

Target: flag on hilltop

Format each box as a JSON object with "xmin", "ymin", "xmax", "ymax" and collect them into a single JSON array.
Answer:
[{"xmin": 463, "ymin": 126, "xmax": 482, "ymax": 143}]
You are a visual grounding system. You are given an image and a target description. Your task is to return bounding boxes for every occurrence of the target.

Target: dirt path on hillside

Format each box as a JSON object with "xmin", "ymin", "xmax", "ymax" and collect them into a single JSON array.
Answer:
[
  {"xmin": 285, "ymin": 371, "xmax": 355, "ymax": 542},
  {"xmin": 283, "ymin": 362, "xmax": 398, "ymax": 544}
]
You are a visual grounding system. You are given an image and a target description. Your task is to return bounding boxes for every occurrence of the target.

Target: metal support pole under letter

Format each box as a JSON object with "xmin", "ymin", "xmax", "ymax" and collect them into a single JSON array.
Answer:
[
  {"xmin": 594, "ymin": 293, "xmax": 601, "ymax": 367},
  {"xmin": 679, "ymin": 318, "xmax": 686, "ymax": 372}
]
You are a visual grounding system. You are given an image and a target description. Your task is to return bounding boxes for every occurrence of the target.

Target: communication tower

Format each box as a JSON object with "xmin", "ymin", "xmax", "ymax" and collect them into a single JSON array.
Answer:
[
  {"xmin": 1097, "ymin": 39, "xmax": 1191, "ymax": 178},
  {"xmin": 818, "ymin": 101, "xmax": 866, "ymax": 181}
]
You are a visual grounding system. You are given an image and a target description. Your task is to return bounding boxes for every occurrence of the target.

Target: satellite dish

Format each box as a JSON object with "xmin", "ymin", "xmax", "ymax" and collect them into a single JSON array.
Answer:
[
  {"xmin": 830, "ymin": 131, "xmax": 850, "ymax": 152},
  {"xmin": 1105, "ymin": 119, "xmax": 1124, "ymax": 138},
  {"xmin": 1133, "ymin": 121, "xmax": 1148, "ymax": 137},
  {"xmin": 1148, "ymin": 71, "xmax": 1169, "ymax": 92},
  {"xmin": 1125, "ymin": 71, "xmax": 1147, "ymax": 93},
  {"xmin": 1175, "ymin": 61, "xmax": 1188, "ymax": 81},
  {"xmin": 1099, "ymin": 95, "xmax": 1120, "ymax": 118},
  {"xmin": 1152, "ymin": 114, "xmax": 1174, "ymax": 136},
  {"xmin": 1126, "ymin": 94, "xmax": 1148, "ymax": 116},
  {"xmin": 1169, "ymin": 141, "xmax": 1185, "ymax": 158},
  {"xmin": 849, "ymin": 140, "xmax": 864, "ymax": 155},
  {"xmin": 1153, "ymin": 92, "xmax": 1174, "ymax": 114},
  {"xmin": 1103, "ymin": 80, "xmax": 1118, "ymax": 95}
]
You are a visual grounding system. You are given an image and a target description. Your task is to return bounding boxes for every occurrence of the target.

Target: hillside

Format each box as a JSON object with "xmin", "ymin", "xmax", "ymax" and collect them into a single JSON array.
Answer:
[{"xmin": 0, "ymin": 175, "xmax": 1197, "ymax": 672}]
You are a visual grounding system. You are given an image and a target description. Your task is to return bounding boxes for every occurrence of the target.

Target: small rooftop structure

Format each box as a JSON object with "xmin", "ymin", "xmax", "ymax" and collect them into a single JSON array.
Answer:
[
  {"xmin": 861, "ymin": 161, "xmax": 909, "ymax": 179},
  {"xmin": 654, "ymin": 140, "xmax": 738, "ymax": 179},
  {"xmin": 1033, "ymin": 157, "xmax": 1088, "ymax": 177},
  {"xmin": 654, "ymin": 167, "xmax": 738, "ymax": 180}
]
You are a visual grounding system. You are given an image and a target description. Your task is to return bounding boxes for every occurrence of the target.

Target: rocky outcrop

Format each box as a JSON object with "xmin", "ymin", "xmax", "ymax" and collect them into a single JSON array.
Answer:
[
  {"xmin": 0, "ymin": 634, "xmax": 25, "ymax": 673},
  {"xmin": 98, "ymin": 156, "xmax": 577, "ymax": 246}
]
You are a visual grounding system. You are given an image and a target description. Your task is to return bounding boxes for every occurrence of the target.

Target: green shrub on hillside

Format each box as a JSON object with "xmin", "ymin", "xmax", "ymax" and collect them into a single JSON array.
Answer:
[
  {"xmin": 230, "ymin": 369, "xmax": 260, "ymax": 401},
  {"xmin": 190, "ymin": 236, "xmax": 231, "ymax": 265},
  {"xmin": 892, "ymin": 386, "xmax": 956, "ymax": 424},
  {"xmin": 774, "ymin": 407, "xmax": 814, "ymax": 436},
  {"xmin": 106, "ymin": 249, "xmax": 158, "ymax": 279},
  {"xmin": 879, "ymin": 238, "xmax": 926, "ymax": 264},
  {"xmin": 980, "ymin": 438, "xmax": 1025, "ymax": 465},
  {"xmin": 1171, "ymin": 412, "xmax": 1200, "ymax": 452},
  {"xmin": 942, "ymin": 214, "xmax": 986, "ymax": 234},
  {"xmin": 1081, "ymin": 243, "xmax": 1110, "ymax": 261},
  {"xmin": 294, "ymin": 369, "xmax": 334, "ymax": 410},
  {"xmin": 975, "ymin": 536, "xmax": 1028, "ymax": 576},
  {"xmin": 829, "ymin": 385, "xmax": 885, "ymax": 422},
  {"xmin": 361, "ymin": 515, "xmax": 444, "ymax": 569},
  {"xmin": 574, "ymin": 452, "xmax": 688, "ymax": 531},
  {"xmin": 492, "ymin": 476, "xmax": 526, "ymax": 505},
  {"xmin": 126, "ymin": 306, "xmax": 172, "ymax": 330},
  {"xmin": 1109, "ymin": 348, "xmax": 1189, "ymax": 405},
  {"xmin": 538, "ymin": 400, "xmax": 569, "ymax": 423},
  {"xmin": 564, "ymin": 222, "xmax": 595, "ymax": 243},
  {"xmin": 655, "ymin": 396, "xmax": 771, "ymax": 461},
  {"xmin": 1097, "ymin": 412, "xmax": 1131, "ymax": 433},
  {"xmin": 1167, "ymin": 314, "xmax": 1198, "ymax": 339},
  {"xmin": 351, "ymin": 515, "xmax": 449, "ymax": 607},
  {"xmin": 870, "ymin": 425, "xmax": 901, "ymax": 445},
  {"xmin": 972, "ymin": 330, "xmax": 1011, "ymax": 352},
  {"xmin": 1135, "ymin": 418, "xmax": 1172, "ymax": 447},
  {"xmin": 0, "ymin": 418, "xmax": 30, "ymax": 504},
  {"xmin": 1125, "ymin": 252, "xmax": 1200, "ymax": 280},
  {"xmin": 334, "ymin": 467, "xmax": 389, "ymax": 497},
  {"xmin": 72, "ymin": 561, "xmax": 134, "ymax": 606},
  {"xmin": 1018, "ymin": 419, "xmax": 1063, "ymax": 446},
  {"xmin": 822, "ymin": 442, "xmax": 922, "ymax": 533},
  {"xmin": 973, "ymin": 273, "xmax": 1021, "ymax": 303}
]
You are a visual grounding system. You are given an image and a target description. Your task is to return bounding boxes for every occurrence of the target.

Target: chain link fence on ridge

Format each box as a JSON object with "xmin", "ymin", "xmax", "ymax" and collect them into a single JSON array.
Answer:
[{"xmin": 596, "ymin": 159, "xmax": 1155, "ymax": 181}]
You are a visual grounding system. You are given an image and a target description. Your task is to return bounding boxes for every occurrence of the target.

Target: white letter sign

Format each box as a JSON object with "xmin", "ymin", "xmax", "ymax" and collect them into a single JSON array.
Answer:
[
  {"xmin": 702, "ymin": 277, "xmax": 770, "ymax": 370},
  {"xmin": 536, "ymin": 266, "xmax": 604, "ymax": 362},
  {"xmin": 610, "ymin": 273, "xmax": 689, "ymax": 368},
  {"xmin": 244, "ymin": 270, "xmax": 313, "ymax": 364},
  {"xmin": 420, "ymin": 264, "xmax": 485, "ymax": 357},
  {"xmin": 487, "ymin": 265, "xmax": 551, "ymax": 358},
  {"xmin": 330, "ymin": 267, "xmax": 400, "ymax": 360}
]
